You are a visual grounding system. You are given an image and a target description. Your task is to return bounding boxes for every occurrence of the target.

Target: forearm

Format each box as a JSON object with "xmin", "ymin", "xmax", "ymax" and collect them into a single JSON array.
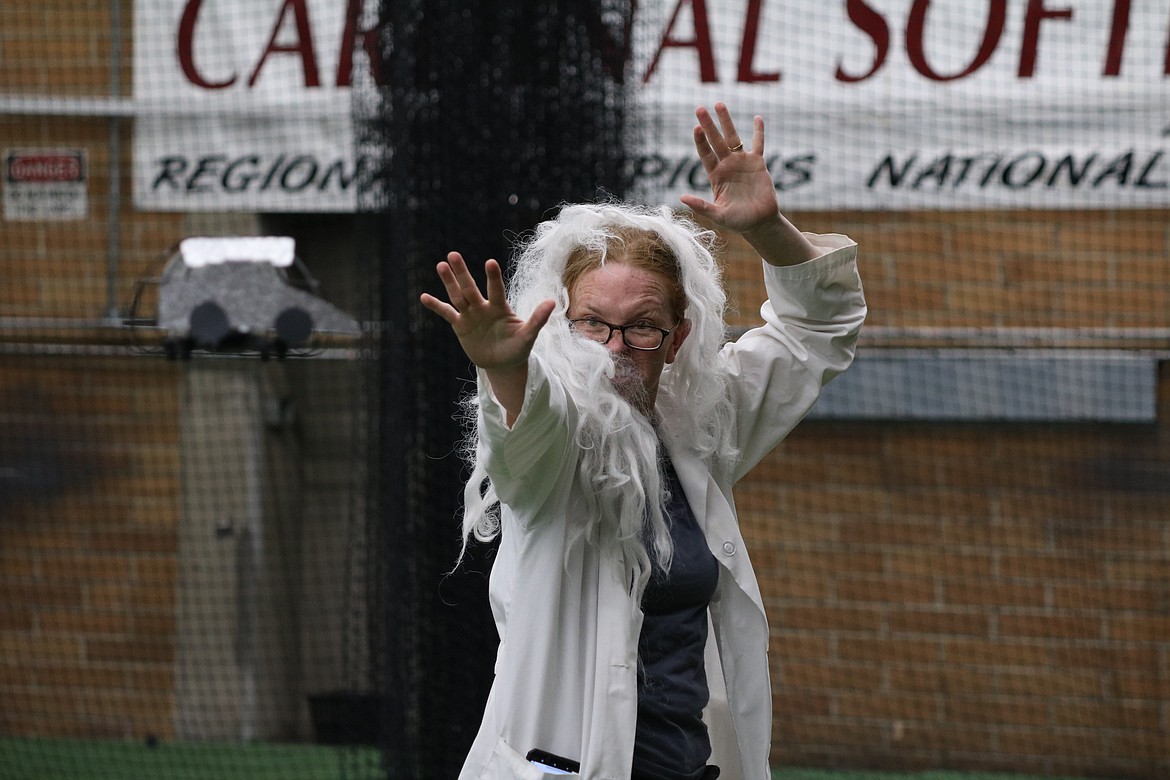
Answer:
[
  {"xmin": 730, "ymin": 242, "xmax": 865, "ymax": 474},
  {"xmin": 760, "ymin": 237, "xmax": 865, "ymax": 345},
  {"xmin": 483, "ymin": 363, "xmax": 529, "ymax": 427},
  {"xmin": 740, "ymin": 213, "xmax": 823, "ymax": 267}
]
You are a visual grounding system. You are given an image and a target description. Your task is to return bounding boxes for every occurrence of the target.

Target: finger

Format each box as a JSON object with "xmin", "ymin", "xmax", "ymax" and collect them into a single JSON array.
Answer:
[
  {"xmin": 483, "ymin": 258, "xmax": 507, "ymax": 307},
  {"xmin": 446, "ymin": 251, "xmax": 487, "ymax": 304},
  {"xmin": 434, "ymin": 260, "xmax": 467, "ymax": 307},
  {"xmin": 713, "ymin": 102, "xmax": 743, "ymax": 152},
  {"xmin": 751, "ymin": 115, "xmax": 765, "ymax": 155},
  {"xmin": 679, "ymin": 192, "xmax": 716, "ymax": 220},
  {"xmin": 521, "ymin": 299, "xmax": 556, "ymax": 339},
  {"xmin": 419, "ymin": 292, "xmax": 459, "ymax": 324},
  {"xmin": 692, "ymin": 124, "xmax": 718, "ymax": 172},
  {"xmin": 694, "ymin": 105, "xmax": 727, "ymax": 154}
]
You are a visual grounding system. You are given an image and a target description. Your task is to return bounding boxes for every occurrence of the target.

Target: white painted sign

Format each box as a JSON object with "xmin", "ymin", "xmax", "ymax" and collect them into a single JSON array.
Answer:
[
  {"xmin": 133, "ymin": 0, "xmax": 372, "ymax": 212},
  {"xmin": 133, "ymin": 0, "xmax": 1170, "ymax": 212},
  {"xmin": 4, "ymin": 149, "xmax": 88, "ymax": 221}
]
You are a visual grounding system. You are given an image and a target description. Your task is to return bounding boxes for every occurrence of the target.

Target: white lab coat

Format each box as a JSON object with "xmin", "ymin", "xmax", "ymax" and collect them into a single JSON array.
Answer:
[{"xmin": 459, "ymin": 235, "xmax": 865, "ymax": 780}]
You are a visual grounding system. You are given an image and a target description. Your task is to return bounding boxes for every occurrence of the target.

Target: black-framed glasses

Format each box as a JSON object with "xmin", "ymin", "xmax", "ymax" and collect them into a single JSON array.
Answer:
[{"xmin": 568, "ymin": 317, "xmax": 678, "ymax": 351}]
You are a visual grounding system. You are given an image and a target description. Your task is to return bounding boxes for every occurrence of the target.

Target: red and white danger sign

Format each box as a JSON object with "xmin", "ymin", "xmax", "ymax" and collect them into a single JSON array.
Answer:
[{"xmin": 4, "ymin": 149, "xmax": 88, "ymax": 221}]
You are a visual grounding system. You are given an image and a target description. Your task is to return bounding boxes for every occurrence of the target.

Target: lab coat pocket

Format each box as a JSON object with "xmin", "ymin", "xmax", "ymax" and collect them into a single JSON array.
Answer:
[{"xmin": 487, "ymin": 737, "xmax": 580, "ymax": 779}]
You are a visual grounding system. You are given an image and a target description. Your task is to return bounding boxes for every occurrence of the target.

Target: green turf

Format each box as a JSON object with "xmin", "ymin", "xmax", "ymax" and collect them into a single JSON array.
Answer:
[
  {"xmin": 0, "ymin": 738, "xmax": 383, "ymax": 780},
  {"xmin": 774, "ymin": 772, "xmax": 1084, "ymax": 780},
  {"xmin": 0, "ymin": 739, "xmax": 1091, "ymax": 780}
]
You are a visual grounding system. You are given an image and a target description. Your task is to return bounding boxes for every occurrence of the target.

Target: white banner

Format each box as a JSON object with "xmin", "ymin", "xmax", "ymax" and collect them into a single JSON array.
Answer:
[
  {"xmin": 134, "ymin": 0, "xmax": 1170, "ymax": 212},
  {"xmin": 133, "ymin": 0, "xmax": 369, "ymax": 211}
]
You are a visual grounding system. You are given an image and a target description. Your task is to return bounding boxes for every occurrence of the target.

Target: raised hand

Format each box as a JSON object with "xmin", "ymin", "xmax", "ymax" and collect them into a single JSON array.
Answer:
[
  {"xmin": 420, "ymin": 252, "xmax": 554, "ymax": 372},
  {"xmin": 679, "ymin": 103, "xmax": 778, "ymax": 234},
  {"xmin": 680, "ymin": 102, "xmax": 820, "ymax": 266}
]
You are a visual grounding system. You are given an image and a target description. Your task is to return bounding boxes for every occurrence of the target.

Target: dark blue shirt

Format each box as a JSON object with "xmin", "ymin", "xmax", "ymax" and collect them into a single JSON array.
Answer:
[{"xmin": 632, "ymin": 457, "xmax": 719, "ymax": 780}]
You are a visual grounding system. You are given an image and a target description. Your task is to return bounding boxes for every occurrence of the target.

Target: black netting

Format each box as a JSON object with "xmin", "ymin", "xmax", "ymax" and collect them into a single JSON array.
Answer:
[{"xmin": 360, "ymin": 1, "xmax": 632, "ymax": 775}]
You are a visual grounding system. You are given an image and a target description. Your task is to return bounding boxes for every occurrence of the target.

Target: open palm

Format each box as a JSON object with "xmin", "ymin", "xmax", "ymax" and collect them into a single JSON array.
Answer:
[
  {"xmin": 679, "ymin": 103, "xmax": 780, "ymax": 235},
  {"xmin": 420, "ymin": 252, "xmax": 554, "ymax": 371}
]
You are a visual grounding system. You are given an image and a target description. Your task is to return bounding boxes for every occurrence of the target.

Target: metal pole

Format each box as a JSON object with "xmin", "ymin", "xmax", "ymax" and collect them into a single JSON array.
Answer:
[{"xmin": 105, "ymin": 0, "xmax": 123, "ymax": 321}]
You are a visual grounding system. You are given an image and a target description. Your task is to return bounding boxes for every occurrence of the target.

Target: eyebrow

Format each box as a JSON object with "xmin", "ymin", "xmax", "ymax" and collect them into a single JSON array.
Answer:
[
  {"xmin": 570, "ymin": 306, "xmax": 666, "ymax": 324},
  {"xmin": 571, "ymin": 292, "xmax": 667, "ymax": 318}
]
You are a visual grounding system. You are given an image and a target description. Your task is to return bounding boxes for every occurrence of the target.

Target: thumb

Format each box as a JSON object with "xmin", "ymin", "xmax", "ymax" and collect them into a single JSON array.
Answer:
[
  {"xmin": 522, "ymin": 299, "xmax": 556, "ymax": 339},
  {"xmin": 680, "ymin": 193, "xmax": 716, "ymax": 220}
]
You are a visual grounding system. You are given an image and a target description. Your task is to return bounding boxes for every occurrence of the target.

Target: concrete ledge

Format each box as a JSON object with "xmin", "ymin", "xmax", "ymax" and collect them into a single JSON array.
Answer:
[{"xmin": 808, "ymin": 350, "xmax": 1160, "ymax": 422}]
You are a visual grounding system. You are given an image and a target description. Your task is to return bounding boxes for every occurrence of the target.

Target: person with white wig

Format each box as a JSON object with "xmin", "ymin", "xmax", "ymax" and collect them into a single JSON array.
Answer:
[{"xmin": 421, "ymin": 103, "xmax": 866, "ymax": 780}]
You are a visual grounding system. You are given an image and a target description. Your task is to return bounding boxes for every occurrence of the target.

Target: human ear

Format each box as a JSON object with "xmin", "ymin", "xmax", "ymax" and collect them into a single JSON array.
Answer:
[{"xmin": 664, "ymin": 319, "xmax": 692, "ymax": 364}]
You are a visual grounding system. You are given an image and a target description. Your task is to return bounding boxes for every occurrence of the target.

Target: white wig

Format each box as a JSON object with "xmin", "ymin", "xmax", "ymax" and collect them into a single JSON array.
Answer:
[{"xmin": 458, "ymin": 201, "xmax": 738, "ymax": 594}]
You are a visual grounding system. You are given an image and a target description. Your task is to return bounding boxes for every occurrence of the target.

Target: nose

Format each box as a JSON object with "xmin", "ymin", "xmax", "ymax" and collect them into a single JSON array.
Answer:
[{"xmin": 602, "ymin": 330, "xmax": 627, "ymax": 354}]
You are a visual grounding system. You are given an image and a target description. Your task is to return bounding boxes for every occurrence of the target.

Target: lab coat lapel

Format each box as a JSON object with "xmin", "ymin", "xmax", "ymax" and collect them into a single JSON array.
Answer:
[{"xmin": 660, "ymin": 435, "xmax": 766, "ymax": 618}]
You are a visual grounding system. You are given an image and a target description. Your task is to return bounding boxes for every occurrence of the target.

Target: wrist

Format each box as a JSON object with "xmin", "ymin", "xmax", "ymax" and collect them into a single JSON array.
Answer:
[
  {"xmin": 482, "ymin": 360, "xmax": 530, "ymax": 427},
  {"xmin": 741, "ymin": 215, "xmax": 820, "ymax": 267},
  {"xmin": 739, "ymin": 214, "xmax": 786, "ymax": 247}
]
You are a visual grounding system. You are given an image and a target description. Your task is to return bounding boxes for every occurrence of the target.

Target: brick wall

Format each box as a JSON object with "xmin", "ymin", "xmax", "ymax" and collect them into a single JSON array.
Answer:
[
  {"xmin": 720, "ymin": 213, "xmax": 1170, "ymax": 778},
  {"xmin": 721, "ymin": 209, "xmax": 1170, "ymax": 331},
  {"xmin": 1, "ymin": 114, "xmax": 175, "ymax": 320},
  {"xmin": 745, "ymin": 401, "xmax": 1169, "ymax": 777},
  {"xmin": 0, "ymin": 356, "xmax": 181, "ymax": 740}
]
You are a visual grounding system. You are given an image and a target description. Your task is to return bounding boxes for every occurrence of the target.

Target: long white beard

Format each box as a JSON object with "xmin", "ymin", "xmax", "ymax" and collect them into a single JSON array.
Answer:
[
  {"xmin": 608, "ymin": 352, "xmax": 651, "ymax": 416},
  {"xmin": 458, "ymin": 330, "xmax": 677, "ymax": 596},
  {"xmin": 561, "ymin": 341, "xmax": 669, "ymax": 591}
]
